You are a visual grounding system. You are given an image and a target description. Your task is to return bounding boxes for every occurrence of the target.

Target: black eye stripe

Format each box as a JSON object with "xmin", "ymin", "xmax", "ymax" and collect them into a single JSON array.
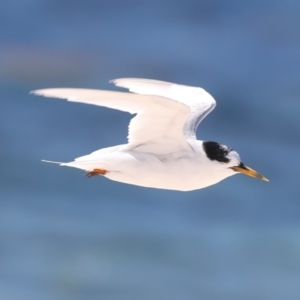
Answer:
[{"xmin": 202, "ymin": 141, "xmax": 232, "ymax": 163}]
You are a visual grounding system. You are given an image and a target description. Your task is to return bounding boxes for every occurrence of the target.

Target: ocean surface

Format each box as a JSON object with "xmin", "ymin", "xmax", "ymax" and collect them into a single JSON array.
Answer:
[{"xmin": 1, "ymin": 1, "xmax": 300, "ymax": 299}]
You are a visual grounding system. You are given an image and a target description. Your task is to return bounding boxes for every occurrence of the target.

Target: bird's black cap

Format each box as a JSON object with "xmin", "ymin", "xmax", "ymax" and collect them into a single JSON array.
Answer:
[{"xmin": 202, "ymin": 141, "xmax": 232, "ymax": 163}]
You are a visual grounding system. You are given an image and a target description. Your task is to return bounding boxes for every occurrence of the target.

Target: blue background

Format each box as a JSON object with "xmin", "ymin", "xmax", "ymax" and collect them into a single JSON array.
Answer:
[{"xmin": 1, "ymin": 1, "xmax": 300, "ymax": 299}]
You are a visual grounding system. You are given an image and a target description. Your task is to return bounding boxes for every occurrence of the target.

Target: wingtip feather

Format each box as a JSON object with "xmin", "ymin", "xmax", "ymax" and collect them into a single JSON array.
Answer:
[
  {"xmin": 30, "ymin": 90, "xmax": 40, "ymax": 95},
  {"xmin": 30, "ymin": 89, "xmax": 51, "ymax": 97}
]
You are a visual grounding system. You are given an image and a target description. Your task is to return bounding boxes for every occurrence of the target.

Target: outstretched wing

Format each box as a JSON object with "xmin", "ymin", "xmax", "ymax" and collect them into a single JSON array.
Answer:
[
  {"xmin": 32, "ymin": 78, "xmax": 216, "ymax": 154},
  {"xmin": 112, "ymin": 78, "xmax": 216, "ymax": 139},
  {"xmin": 32, "ymin": 87, "xmax": 191, "ymax": 154}
]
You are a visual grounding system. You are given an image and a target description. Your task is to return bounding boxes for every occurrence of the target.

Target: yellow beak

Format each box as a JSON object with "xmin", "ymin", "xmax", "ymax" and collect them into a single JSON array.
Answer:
[{"xmin": 230, "ymin": 164, "xmax": 269, "ymax": 182}]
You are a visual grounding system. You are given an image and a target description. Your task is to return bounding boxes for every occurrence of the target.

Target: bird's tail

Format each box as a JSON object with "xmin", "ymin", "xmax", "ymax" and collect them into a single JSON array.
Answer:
[
  {"xmin": 41, "ymin": 159, "xmax": 63, "ymax": 164},
  {"xmin": 42, "ymin": 159, "xmax": 107, "ymax": 172}
]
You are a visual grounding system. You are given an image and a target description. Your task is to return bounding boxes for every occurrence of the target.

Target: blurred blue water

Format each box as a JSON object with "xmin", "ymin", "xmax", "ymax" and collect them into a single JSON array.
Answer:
[{"xmin": 1, "ymin": 1, "xmax": 300, "ymax": 299}]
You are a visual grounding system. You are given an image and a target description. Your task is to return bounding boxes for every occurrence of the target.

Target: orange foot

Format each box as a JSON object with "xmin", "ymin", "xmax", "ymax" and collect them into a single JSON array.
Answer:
[{"xmin": 85, "ymin": 168, "xmax": 107, "ymax": 178}]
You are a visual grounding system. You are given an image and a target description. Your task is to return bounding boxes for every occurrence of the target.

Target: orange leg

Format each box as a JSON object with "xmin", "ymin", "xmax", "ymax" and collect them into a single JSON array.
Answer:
[{"xmin": 85, "ymin": 168, "xmax": 107, "ymax": 178}]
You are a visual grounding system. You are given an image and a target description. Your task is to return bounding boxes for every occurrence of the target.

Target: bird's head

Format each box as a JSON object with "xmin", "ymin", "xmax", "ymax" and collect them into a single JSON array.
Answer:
[{"xmin": 202, "ymin": 141, "xmax": 268, "ymax": 182}]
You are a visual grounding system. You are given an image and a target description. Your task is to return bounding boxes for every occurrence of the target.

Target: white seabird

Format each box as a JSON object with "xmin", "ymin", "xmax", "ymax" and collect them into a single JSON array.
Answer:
[{"xmin": 32, "ymin": 78, "xmax": 268, "ymax": 191}]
